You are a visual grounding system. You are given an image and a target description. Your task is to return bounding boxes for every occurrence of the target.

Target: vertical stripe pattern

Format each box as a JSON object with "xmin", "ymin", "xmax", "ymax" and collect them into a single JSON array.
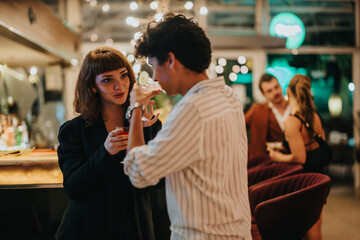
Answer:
[{"xmin": 124, "ymin": 77, "xmax": 251, "ymax": 240}]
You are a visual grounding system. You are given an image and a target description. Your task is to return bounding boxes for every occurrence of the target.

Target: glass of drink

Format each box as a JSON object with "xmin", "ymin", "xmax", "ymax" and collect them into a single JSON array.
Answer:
[
  {"xmin": 266, "ymin": 141, "xmax": 283, "ymax": 150},
  {"xmin": 138, "ymin": 71, "xmax": 165, "ymax": 94},
  {"xmin": 118, "ymin": 127, "xmax": 129, "ymax": 136}
]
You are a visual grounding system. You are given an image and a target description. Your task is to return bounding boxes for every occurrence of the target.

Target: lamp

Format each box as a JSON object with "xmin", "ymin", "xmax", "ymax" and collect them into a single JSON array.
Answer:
[{"xmin": 328, "ymin": 93, "xmax": 342, "ymax": 117}]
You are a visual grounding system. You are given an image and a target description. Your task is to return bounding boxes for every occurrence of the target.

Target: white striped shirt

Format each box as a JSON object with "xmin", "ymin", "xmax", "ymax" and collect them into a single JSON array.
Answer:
[{"xmin": 124, "ymin": 77, "xmax": 252, "ymax": 240}]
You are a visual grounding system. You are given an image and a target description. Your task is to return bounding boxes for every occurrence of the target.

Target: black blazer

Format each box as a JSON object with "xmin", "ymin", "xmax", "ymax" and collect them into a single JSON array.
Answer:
[{"xmin": 56, "ymin": 116, "xmax": 163, "ymax": 240}]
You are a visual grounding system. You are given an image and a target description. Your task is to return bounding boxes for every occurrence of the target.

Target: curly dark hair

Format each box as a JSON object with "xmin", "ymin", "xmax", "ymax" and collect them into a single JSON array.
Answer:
[
  {"xmin": 135, "ymin": 13, "xmax": 212, "ymax": 73},
  {"xmin": 74, "ymin": 46, "xmax": 136, "ymax": 126}
]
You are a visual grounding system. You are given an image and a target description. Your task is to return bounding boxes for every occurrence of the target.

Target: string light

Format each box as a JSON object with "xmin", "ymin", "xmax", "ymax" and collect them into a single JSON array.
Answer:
[
  {"xmin": 184, "ymin": 1, "xmax": 193, "ymax": 10},
  {"xmin": 150, "ymin": 1, "xmax": 158, "ymax": 10},
  {"xmin": 90, "ymin": 0, "xmax": 97, "ymax": 7},
  {"xmin": 229, "ymin": 73, "xmax": 237, "ymax": 81},
  {"xmin": 199, "ymin": 6, "xmax": 208, "ymax": 15},
  {"xmin": 90, "ymin": 33, "xmax": 98, "ymax": 42},
  {"xmin": 218, "ymin": 58, "xmax": 227, "ymax": 67},
  {"xmin": 134, "ymin": 32, "xmax": 141, "ymax": 40},
  {"xmin": 215, "ymin": 65, "xmax": 224, "ymax": 74},
  {"xmin": 130, "ymin": 2, "xmax": 138, "ymax": 10},
  {"xmin": 102, "ymin": 4, "xmax": 110, "ymax": 12},
  {"xmin": 237, "ymin": 56, "xmax": 246, "ymax": 64},
  {"xmin": 30, "ymin": 67, "xmax": 37, "ymax": 75},
  {"xmin": 155, "ymin": 13, "xmax": 163, "ymax": 22}
]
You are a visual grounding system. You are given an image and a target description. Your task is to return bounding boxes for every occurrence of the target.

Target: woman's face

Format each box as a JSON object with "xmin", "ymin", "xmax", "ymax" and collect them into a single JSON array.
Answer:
[{"xmin": 94, "ymin": 67, "xmax": 130, "ymax": 106}]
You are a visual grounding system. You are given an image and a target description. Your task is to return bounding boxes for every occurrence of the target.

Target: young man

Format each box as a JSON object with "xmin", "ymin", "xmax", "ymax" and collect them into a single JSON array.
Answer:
[
  {"xmin": 123, "ymin": 13, "xmax": 251, "ymax": 240},
  {"xmin": 245, "ymin": 73, "xmax": 290, "ymax": 160}
]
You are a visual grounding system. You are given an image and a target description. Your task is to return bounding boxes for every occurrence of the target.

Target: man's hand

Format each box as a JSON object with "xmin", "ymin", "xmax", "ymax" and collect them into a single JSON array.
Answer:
[
  {"xmin": 142, "ymin": 100, "xmax": 160, "ymax": 127},
  {"xmin": 130, "ymin": 82, "xmax": 162, "ymax": 106}
]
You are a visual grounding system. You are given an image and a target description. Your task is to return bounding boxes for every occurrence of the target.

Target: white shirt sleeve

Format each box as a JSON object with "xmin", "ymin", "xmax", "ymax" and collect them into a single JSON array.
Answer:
[{"xmin": 123, "ymin": 99, "xmax": 205, "ymax": 188}]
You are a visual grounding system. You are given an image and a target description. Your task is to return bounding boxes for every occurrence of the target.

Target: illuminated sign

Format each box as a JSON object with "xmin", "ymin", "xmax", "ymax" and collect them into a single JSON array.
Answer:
[{"xmin": 269, "ymin": 12, "xmax": 305, "ymax": 49}]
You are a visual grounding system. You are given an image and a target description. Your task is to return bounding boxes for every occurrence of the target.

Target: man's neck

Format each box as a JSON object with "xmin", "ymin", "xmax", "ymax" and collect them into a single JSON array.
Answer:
[
  {"xmin": 179, "ymin": 71, "xmax": 209, "ymax": 96},
  {"xmin": 270, "ymin": 99, "xmax": 288, "ymax": 116}
]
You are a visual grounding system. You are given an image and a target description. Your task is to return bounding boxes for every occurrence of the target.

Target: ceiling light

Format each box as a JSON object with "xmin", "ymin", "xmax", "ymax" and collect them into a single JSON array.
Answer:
[
  {"xmin": 229, "ymin": 73, "xmax": 237, "ymax": 81},
  {"xmin": 232, "ymin": 65, "xmax": 240, "ymax": 73},
  {"xmin": 328, "ymin": 94, "xmax": 342, "ymax": 117},
  {"xmin": 240, "ymin": 66, "xmax": 248, "ymax": 74},
  {"xmin": 130, "ymin": 39, "xmax": 136, "ymax": 47},
  {"xmin": 90, "ymin": 33, "xmax": 98, "ymax": 42},
  {"xmin": 90, "ymin": 0, "xmax": 97, "ymax": 7},
  {"xmin": 150, "ymin": 1, "xmax": 158, "ymax": 10},
  {"xmin": 105, "ymin": 38, "xmax": 113, "ymax": 46},
  {"xmin": 30, "ymin": 67, "xmax": 37, "ymax": 75},
  {"xmin": 184, "ymin": 1, "xmax": 193, "ymax": 10},
  {"xmin": 127, "ymin": 54, "xmax": 135, "ymax": 63},
  {"xmin": 7, "ymin": 96, "xmax": 14, "ymax": 105},
  {"xmin": 132, "ymin": 20, "xmax": 140, "ymax": 27},
  {"xmin": 199, "ymin": 6, "xmax": 208, "ymax": 15},
  {"xmin": 71, "ymin": 59, "xmax": 79, "ymax": 66},
  {"xmin": 134, "ymin": 32, "xmax": 141, "ymax": 40},
  {"xmin": 155, "ymin": 13, "xmax": 163, "ymax": 22},
  {"xmin": 126, "ymin": 16, "xmax": 135, "ymax": 25},
  {"xmin": 291, "ymin": 49, "xmax": 299, "ymax": 55},
  {"xmin": 215, "ymin": 65, "xmax": 224, "ymax": 74},
  {"xmin": 237, "ymin": 56, "xmax": 246, "ymax": 64},
  {"xmin": 102, "ymin": 4, "xmax": 110, "ymax": 12},
  {"xmin": 348, "ymin": 82, "xmax": 355, "ymax": 92},
  {"xmin": 130, "ymin": 2, "xmax": 138, "ymax": 11},
  {"xmin": 218, "ymin": 58, "xmax": 227, "ymax": 67}
]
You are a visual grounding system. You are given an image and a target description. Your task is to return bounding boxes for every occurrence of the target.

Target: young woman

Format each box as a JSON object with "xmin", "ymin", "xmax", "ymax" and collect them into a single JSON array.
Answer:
[
  {"xmin": 267, "ymin": 73, "xmax": 328, "ymax": 240},
  {"xmin": 56, "ymin": 46, "xmax": 166, "ymax": 240}
]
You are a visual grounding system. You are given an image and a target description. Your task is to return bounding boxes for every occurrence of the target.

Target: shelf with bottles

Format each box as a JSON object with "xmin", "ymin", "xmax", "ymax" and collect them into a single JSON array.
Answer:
[{"xmin": 0, "ymin": 113, "xmax": 30, "ymax": 151}]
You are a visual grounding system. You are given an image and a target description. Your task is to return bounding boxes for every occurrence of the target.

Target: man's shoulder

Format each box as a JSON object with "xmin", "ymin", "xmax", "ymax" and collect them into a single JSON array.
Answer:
[{"xmin": 249, "ymin": 102, "xmax": 269, "ymax": 111}]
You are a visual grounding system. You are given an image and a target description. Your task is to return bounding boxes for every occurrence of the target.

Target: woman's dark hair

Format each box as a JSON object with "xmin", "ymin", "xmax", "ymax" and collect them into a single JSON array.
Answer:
[
  {"xmin": 288, "ymin": 74, "xmax": 317, "ymax": 129},
  {"xmin": 135, "ymin": 13, "xmax": 212, "ymax": 73},
  {"xmin": 74, "ymin": 46, "xmax": 136, "ymax": 126}
]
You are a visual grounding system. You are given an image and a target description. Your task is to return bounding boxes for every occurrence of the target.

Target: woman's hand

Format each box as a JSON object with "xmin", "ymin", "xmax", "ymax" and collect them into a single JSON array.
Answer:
[
  {"xmin": 266, "ymin": 146, "xmax": 279, "ymax": 161},
  {"xmin": 142, "ymin": 100, "xmax": 160, "ymax": 127},
  {"xmin": 104, "ymin": 128, "xmax": 128, "ymax": 155}
]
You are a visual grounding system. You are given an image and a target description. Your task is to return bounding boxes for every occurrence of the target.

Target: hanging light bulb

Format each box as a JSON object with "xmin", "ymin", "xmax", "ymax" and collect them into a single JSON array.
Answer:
[
  {"xmin": 328, "ymin": 94, "xmax": 342, "ymax": 117},
  {"xmin": 199, "ymin": 6, "xmax": 208, "ymax": 15},
  {"xmin": 102, "ymin": 4, "xmax": 110, "ymax": 12},
  {"xmin": 130, "ymin": 1, "xmax": 138, "ymax": 10},
  {"xmin": 184, "ymin": 1, "xmax": 193, "ymax": 10},
  {"xmin": 150, "ymin": 1, "xmax": 158, "ymax": 10}
]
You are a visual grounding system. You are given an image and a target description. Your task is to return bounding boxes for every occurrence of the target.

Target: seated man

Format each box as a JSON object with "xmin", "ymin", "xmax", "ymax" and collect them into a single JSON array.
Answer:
[{"xmin": 245, "ymin": 73, "xmax": 290, "ymax": 159}]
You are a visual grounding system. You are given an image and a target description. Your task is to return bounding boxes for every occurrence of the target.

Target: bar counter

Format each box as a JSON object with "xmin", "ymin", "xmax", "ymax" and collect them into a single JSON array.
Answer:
[{"xmin": 0, "ymin": 149, "xmax": 62, "ymax": 189}]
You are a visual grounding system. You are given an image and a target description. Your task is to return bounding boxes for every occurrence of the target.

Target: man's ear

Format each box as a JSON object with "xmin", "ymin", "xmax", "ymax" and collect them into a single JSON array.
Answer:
[{"xmin": 168, "ymin": 52, "xmax": 176, "ymax": 70}]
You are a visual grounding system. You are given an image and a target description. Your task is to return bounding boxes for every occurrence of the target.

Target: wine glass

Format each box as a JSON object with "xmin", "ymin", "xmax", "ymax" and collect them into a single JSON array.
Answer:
[{"xmin": 137, "ymin": 71, "xmax": 165, "ymax": 121}]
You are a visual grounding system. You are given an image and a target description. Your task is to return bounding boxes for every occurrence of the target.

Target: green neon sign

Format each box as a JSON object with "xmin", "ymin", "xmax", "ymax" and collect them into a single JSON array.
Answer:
[{"xmin": 269, "ymin": 12, "xmax": 305, "ymax": 49}]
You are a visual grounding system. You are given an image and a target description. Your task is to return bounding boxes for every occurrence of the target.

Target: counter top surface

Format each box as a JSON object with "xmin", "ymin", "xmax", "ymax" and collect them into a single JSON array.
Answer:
[
  {"xmin": 0, "ymin": 150, "xmax": 58, "ymax": 166},
  {"xmin": 0, "ymin": 150, "xmax": 62, "ymax": 188}
]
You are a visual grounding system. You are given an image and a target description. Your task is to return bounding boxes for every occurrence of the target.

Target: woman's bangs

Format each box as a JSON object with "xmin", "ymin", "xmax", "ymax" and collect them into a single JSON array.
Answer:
[{"xmin": 92, "ymin": 53, "xmax": 126, "ymax": 76}]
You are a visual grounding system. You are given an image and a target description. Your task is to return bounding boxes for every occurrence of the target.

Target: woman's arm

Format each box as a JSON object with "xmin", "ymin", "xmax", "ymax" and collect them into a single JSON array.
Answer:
[
  {"xmin": 58, "ymin": 120, "xmax": 111, "ymax": 200},
  {"xmin": 269, "ymin": 117, "xmax": 306, "ymax": 164}
]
